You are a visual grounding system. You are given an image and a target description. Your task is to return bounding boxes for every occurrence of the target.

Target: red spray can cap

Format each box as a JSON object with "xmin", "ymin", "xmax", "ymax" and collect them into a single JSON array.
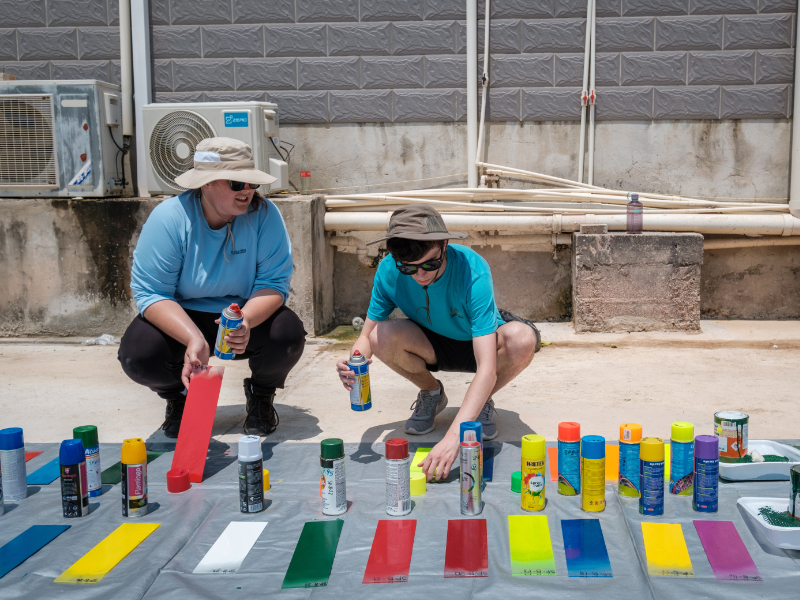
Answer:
[
  {"xmin": 385, "ymin": 438, "xmax": 409, "ymax": 460},
  {"xmin": 230, "ymin": 303, "xmax": 241, "ymax": 313},
  {"xmin": 167, "ymin": 468, "xmax": 191, "ymax": 493},
  {"xmin": 558, "ymin": 422, "xmax": 581, "ymax": 442}
]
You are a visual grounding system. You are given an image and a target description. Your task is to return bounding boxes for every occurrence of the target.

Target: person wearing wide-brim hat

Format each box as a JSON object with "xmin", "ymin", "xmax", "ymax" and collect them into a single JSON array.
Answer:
[
  {"xmin": 119, "ymin": 137, "xmax": 306, "ymax": 438},
  {"xmin": 336, "ymin": 204, "xmax": 541, "ymax": 481}
]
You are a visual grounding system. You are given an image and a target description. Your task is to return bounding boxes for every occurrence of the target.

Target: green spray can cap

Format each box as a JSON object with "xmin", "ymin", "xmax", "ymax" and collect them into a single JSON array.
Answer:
[
  {"xmin": 73, "ymin": 425, "xmax": 98, "ymax": 448},
  {"xmin": 321, "ymin": 438, "xmax": 344, "ymax": 460}
]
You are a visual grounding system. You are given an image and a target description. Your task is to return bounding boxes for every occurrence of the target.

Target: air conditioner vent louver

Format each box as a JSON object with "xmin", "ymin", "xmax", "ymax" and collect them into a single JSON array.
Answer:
[
  {"xmin": 0, "ymin": 96, "xmax": 57, "ymax": 185},
  {"xmin": 149, "ymin": 110, "xmax": 215, "ymax": 191}
]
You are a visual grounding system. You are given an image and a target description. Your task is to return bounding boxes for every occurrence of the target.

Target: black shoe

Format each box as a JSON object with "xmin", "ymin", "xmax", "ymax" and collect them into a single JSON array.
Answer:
[
  {"xmin": 499, "ymin": 309, "xmax": 542, "ymax": 353},
  {"xmin": 243, "ymin": 378, "xmax": 279, "ymax": 436},
  {"xmin": 160, "ymin": 396, "xmax": 185, "ymax": 438}
]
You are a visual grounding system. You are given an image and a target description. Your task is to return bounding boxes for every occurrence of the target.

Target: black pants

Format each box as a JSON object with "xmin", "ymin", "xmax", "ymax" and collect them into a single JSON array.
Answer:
[{"xmin": 118, "ymin": 305, "xmax": 306, "ymax": 398}]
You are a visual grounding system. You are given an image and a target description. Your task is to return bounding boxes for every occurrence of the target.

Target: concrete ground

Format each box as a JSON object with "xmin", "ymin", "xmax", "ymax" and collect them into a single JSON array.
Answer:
[{"xmin": 1, "ymin": 320, "xmax": 798, "ymax": 446}]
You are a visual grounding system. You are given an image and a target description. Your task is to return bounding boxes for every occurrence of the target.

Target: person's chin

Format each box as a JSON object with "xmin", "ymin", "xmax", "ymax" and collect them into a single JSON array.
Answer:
[{"xmin": 415, "ymin": 277, "xmax": 434, "ymax": 286}]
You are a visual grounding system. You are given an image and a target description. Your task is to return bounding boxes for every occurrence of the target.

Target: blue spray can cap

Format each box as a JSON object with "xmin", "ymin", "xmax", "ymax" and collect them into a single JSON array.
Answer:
[
  {"xmin": 60, "ymin": 439, "xmax": 85, "ymax": 465},
  {"xmin": 581, "ymin": 435, "xmax": 606, "ymax": 459},
  {"xmin": 460, "ymin": 421, "xmax": 483, "ymax": 443},
  {"xmin": 0, "ymin": 427, "xmax": 24, "ymax": 450}
]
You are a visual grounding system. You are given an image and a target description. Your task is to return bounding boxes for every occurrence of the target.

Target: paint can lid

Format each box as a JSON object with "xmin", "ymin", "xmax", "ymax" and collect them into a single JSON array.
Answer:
[
  {"xmin": 73, "ymin": 425, "xmax": 98, "ymax": 448},
  {"xmin": 0, "ymin": 427, "xmax": 24, "ymax": 451},
  {"xmin": 558, "ymin": 422, "xmax": 581, "ymax": 442},
  {"xmin": 714, "ymin": 411, "xmax": 748, "ymax": 421},
  {"xmin": 59, "ymin": 439, "xmax": 85, "ymax": 465},
  {"xmin": 238, "ymin": 435, "xmax": 263, "ymax": 462},
  {"xmin": 521, "ymin": 434, "xmax": 545, "ymax": 459},
  {"xmin": 167, "ymin": 468, "xmax": 191, "ymax": 493},
  {"xmin": 511, "ymin": 470, "xmax": 522, "ymax": 493},
  {"xmin": 581, "ymin": 435, "xmax": 606, "ymax": 459},
  {"xmin": 619, "ymin": 423, "xmax": 642, "ymax": 443},
  {"xmin": 321, "ymin": 438, "xmax": 345, "ymax": 460},
  {"xmin": 671, "ymin": 422, "xmax": 695, "ymax": 443},
  {"xmin": 121, "ymin": 438, "xmax": 147, "ymax": 465},
  {"xmin": 460, "ymin": 421, "xmax": 482, "ymax": 443},
  {"xmin": 640, "ymin": 437, "xmax": 665, "ymax": 462},
  {"xmin": 385, "ymin": 438, "xmax": 409, "ymax": 460},
  {"xmin": 695, "ymin": 435, "xmax": 719, "ymax": 459},
  {"xmin": 410, "ymin": 471, "xmax": 426, "ymax": 496}
]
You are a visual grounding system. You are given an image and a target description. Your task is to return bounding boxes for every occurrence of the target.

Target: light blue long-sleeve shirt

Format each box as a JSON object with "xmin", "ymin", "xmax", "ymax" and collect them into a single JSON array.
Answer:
[{"xmin": 130, "ymin": 190, "xmax": 292, "ymax": 315}]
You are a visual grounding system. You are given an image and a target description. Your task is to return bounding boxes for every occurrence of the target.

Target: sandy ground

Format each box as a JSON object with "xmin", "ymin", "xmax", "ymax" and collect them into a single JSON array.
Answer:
[{"xmin": 1, "ymin": 321, "xmax": 798, "ymax": 446}]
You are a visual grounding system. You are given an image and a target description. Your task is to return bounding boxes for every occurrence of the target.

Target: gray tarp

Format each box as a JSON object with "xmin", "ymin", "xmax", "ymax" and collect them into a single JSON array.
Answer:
[{"xmin": 2, "ymin": 441, "xmax": 799, "ymax": 599}]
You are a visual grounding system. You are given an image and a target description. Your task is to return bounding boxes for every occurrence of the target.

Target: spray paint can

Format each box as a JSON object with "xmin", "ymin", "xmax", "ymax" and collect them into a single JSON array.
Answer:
[
  {"xmin": 214, "ymin": 303, "xmax": 244, "ymax": 360},
  {"xmin": 238, "ymin": 435, "xmax": 264, "ymax": 513},
  {"xmin": 791, "ymin": 465, "xmax": 800, "ymax": 520},
  {"xmin": 460, "ymin": 421, "xmax": 483, "ymax": 484},
  {"xmin": 521, "ymin": 434, "xmax": 546, "ymax": 512},
  {"xmin": 618, "ymin": 423, "xmax": 642, "ymax": 498},
  {"xmin": 557, "ymin": 422, "xmax": 581, "ymax": 495},
  {"xmin": 73, "ymin": 426, "xmax": 101, "ymax": 498},
  {"xmin": 460, "ymin": 430, "xmax": 482, "ymax": 515},
  {"xmin": 713, "ymin": 411, "xmax": 748, "ymax": 463},
  {"xmin": 347, "ymin": 350, "xmax": 372, "ymax": 411},
  {"xmin": 385, "ymin": 438, "xmax": 411, "ymax": 516},
  {"xmin": 693, "ymin": 435, "xmax": 719, "ymax": 513},
  {"xmin": 320, "ymin": 438, "xmax": 347, "ymax": 515},
  {"xmin": 639, "ymin": 437, "xmax": 665, "ymax": 516},
  {"xmin": 581, "ymin": 435, "xmax": 606, "ymax": 512},
  {"xmin": 0, "ymin": 428, "xmax": 27, "ymax": 502},
  {"xmin": 121, "ymin": 438, "xmax": 148, "ymax": 518},
  {"xmin": 59, "ymin": 439, "xmax": 89, "ymax": 518},
  {"xmin": 669, "ymin": 422, "xmax": 694, "ymax": 496}
]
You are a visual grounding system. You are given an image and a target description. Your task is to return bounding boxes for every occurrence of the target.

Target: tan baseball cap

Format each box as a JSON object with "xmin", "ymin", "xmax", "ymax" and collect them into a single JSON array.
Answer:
[
  {"xmin": 174, "ymin": 137, "xmax": 277, "ymax": 189},
  {"xmin": 367, "ymin": 204, "xmax": 468, "ymax": 245}
]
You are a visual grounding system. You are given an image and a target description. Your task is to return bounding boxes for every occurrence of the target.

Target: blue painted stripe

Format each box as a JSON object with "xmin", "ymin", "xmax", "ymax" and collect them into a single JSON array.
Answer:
[
  {"xmin": 0, "ymin": 525, "xmax": 71, "ymax": 579},
  {"xmin": 561, "ymin": 519, "xmax": 613, "ymax": 578},
  {"xmin": 26, "ymin": 457, "xmax": 60, "ymax": 485}
]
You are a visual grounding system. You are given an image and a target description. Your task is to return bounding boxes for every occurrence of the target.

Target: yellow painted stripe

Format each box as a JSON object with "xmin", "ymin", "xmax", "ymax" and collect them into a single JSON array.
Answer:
[
  {"xmin": 55, "ymin": 523, "xmax": 160, "ymax": 584},
  {"xmin": 410, "ymin": 448, "xmax": 432, "ymax": 473},
  {"xmin": 641, "ymin": 522, "xmax": 694, "ymax": 577}
]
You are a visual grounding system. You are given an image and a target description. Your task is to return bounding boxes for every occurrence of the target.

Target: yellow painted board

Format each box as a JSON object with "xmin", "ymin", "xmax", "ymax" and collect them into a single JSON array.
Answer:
[
  {"xmin": 641, "ymin": 522, "xmax": 694, "ymax": 577},
  {"xmin": 410, "ymin": 448, "xmax": 432, "ymax": 473},
  {"xmin": 55, "ymin": 523, "xmax": 160, "ymax": 584},
  {"xmin": 508, "ymin": 515, "xmax": 556, "ymax": 576},
  {"xmin": 664, "ymin": 443, "xmax": 671, "ymax": 481}
]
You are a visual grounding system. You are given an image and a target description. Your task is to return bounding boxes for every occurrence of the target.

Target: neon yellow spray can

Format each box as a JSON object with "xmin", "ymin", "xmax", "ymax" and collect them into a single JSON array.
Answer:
[
  {"xmin": 581, "ymin": 435, "xmax": 606, "ymax": 512},
  {"xmin": 521, "ymin": 434, "xmax": 546, "ymax": 512}
]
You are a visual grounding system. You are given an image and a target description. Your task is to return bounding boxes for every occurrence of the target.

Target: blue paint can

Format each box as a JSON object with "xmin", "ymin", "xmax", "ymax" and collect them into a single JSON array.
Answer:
[
  {"xmin": 347, "ymin": 350, "xmax": 371, "ymax": 411},
  {"xmin": 693, "ymin": 435, "xmax": 719, "ymax": 513},
  {"xmin": 639, "ymin": 437, "xmax": 665, "ymax": 516}
]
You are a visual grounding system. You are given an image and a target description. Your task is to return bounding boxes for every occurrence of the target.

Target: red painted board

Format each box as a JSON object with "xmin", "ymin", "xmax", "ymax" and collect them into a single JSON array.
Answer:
[
  {"xmin": 25, "ymin": 451, "xmax": 43, "ymax": 462},
  {"xmin": 362, "ymin": 520, "xmax": 417, "ymax": 584},
  {"xmin": 548, "ymin": 447, "xmax": 558, "ymax": 481},
  {"xmin": 444, "ymin": 519, "xmax": 488, "ymax": 578},
  {"xmin": 170, "ymin": 366, "xmax": 224, "ymax": 483}
]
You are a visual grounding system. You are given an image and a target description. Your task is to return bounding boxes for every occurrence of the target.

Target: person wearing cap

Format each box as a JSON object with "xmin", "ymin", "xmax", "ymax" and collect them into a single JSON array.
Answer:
[
  {"xmin": 118, "ymin": 137, "xmax": 306, "ymax": 438},
  {"xmin": 336, "ymin": 204, "xmax": 540, "ymax": 481}
]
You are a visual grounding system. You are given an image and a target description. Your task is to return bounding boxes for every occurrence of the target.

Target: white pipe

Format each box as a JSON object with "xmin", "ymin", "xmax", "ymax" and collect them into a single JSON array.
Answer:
[
  {"xmin": 475, "ymin": 0, "xmax": 490, "ymax": 167},
  {"xmin": 118, "ymin": 0, "xmax": 133, "ymax": 136},
  {"xmin": 130, "ymin": 0, "xmax": 153, "ymax": 197},
  {"xmin": 329, "ymin": 236, "xmax": 373, "ymax": 267},
  {"xmin": 578, "ymin": 0, "xmax": 593, "ymax": 183},
  {"xmin": 790, "ymin": 29, "xmax": 800, "ymax": 218},
  {"xmin": 704, "ymin": 237, "xmax": 800, "ymax": 249},
  {"xmin": 467, "ymin": 0, "xmax": 478, "ymax": 188},
  {"xmin": 587, "ymin": 0, "xmax": 597, "ymax": 186}
]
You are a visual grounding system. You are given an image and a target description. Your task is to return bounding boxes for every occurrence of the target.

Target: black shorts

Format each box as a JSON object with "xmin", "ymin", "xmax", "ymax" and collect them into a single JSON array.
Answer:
[{"xmin": 418, "ymin": 324, "xmax": 479, "ymax": 373}]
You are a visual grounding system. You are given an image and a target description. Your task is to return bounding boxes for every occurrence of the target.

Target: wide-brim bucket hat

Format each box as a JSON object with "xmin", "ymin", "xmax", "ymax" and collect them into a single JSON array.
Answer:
[
  {"xmin": 174, "ymin": 137, "xmax": 277, "ymax": 189},
  {"xmin": 367, "ymin": 204, "xmax": 468, "ymax": 245}
]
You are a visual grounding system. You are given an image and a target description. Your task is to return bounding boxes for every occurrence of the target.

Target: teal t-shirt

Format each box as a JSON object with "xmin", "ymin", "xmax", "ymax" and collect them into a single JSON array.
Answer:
[{"xmin": 367, "ymin": 244, "xmax": 504, "ymax": 341}]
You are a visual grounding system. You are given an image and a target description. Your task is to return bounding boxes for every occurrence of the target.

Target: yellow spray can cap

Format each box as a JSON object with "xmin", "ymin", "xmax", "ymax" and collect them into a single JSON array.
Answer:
[
  {"xmin": 521, "ymin": 434, "xmax": 546, "ymax": 459},
  {"xmin": 671, "ymin": 422, "xmax": 694, "ymax": 443},
  {"xmin": 121, "ymin": 438, "xmax": 147, "ymax": 465},
  {"xmin": 640, "ymin": 437, "xmax": 665, "ymax": 462}
]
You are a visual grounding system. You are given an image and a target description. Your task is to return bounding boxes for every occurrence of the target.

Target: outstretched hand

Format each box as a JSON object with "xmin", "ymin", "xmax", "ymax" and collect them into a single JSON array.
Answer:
[
  {"xmin": 420, "ymin": 433, "xmax": 460, "ymax": 482},
  {"xmin": 182, "ymin": 336, "xmax": 210, "ymax": 388}
]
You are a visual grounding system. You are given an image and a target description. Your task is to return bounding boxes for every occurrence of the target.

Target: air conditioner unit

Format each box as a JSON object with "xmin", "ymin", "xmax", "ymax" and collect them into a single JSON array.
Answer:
[
  {"xmin": 142, "ymin": 101, "xmax": 289, "ymax": 196},
  {"xmin": 0, "ymin": 80, "xmax": 128, "ymax": 197}
]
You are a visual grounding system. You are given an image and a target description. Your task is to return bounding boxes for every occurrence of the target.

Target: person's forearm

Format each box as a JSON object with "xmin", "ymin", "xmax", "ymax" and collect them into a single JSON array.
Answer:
[
  {"xmin": 143, "ymin": 300, "xmax": 204, "ymax": 346},
  {"xmin": 350, "ymin": 318, "xmax": 378, "ymax": 358},
  {"xmin": 447, "ymin": 367, "xmax": 497, "ymax": 437},
  {"xmin": 242, "ymin": 289, "xmax": 284, "ymax": 328}
]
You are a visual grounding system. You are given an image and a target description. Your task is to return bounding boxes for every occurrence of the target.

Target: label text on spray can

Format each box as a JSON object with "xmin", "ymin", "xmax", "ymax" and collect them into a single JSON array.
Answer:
[
  {"xmin": 639, "ymin": 460, "xmax": 664, "ymax": 515},
  {"xmin": 693, "ymin": 457, "xmax": 718, "ymax": 513},
  {"xmin": 521, "ymin": 459, "xmax": 546, "ymax": 511},
  {"xmin": 581, "ymin": 457, "xmax": 606, "ymax": 512},
  {"xmin": 618, "ymin": 442, "xmax": 641, "ymax": 497},
  {"xmin": 669, "ymin": 441, "xmax": 694, "ymax": 495},
  {"xmin": 60, "ymin": 462, "xmax": 89, "ymax": 518},
  {"xmin": 84, "ymin": 445, "xmax": 102, "ymax": 498},
  {"xmin": 385, "ymin": 457, "xmax": 411, "ymax": 516},
  {"xmin": 348, "ymin": 356, "xmax": 372, "ymax": 411},
  {"xmin": 122, "ymin": 463, "xmax": 148, "ymax": 518},
  {"xmin": 239, "ymin": 459, "xmax": 264, "ymax": 513},
  {"xmin": 321, "ymin": 457, "xmax": 347, "ymax": 515},
  {"xmin": 557, "ymin": 440, "xmax": 580, "ymax": 495}
]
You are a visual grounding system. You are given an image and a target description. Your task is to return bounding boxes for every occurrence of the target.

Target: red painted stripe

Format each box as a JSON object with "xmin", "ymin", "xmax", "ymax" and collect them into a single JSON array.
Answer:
[
  {"xmin": 444, "ymin": 519, "xmax": 488, "ymax": 578},
  {"xmin": 362, "ymin": 520, "xmax": 416, "ymax": 584}
]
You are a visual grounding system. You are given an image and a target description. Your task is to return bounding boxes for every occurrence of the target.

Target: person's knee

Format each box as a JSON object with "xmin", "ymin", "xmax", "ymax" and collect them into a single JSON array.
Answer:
[
  {"xmin": 499, "ymin": 323, "xmax": 536, "ymax": 366},
  {"xmin": 118, "ymin": 336, "xmax": 159, "ymax": 384}
]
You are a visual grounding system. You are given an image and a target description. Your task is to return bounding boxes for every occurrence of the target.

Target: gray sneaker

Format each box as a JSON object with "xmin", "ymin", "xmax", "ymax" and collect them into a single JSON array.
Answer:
[
  {"xmin": 477, "ymin": 397, "xmax": 498, "ymax": 440},
  {"xmin": 404, "ymin": 380, "xmax": 448, "ymax": 435}
]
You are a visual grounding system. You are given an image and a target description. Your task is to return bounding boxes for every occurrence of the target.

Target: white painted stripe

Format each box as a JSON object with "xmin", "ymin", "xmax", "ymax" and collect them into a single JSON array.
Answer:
[{"xmin": 192, "ymin": 522, "xmax": 267, "ymax": 574}]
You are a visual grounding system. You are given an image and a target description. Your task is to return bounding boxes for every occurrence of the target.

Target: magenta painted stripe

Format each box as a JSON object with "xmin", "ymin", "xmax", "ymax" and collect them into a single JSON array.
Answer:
[{"xmin": 693, "ymin": 520, "xmax": 762, "ymax": 582}]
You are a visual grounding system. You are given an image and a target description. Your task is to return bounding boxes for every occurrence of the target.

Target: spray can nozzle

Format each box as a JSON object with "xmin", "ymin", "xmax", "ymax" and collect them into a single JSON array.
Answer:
[
  {"xmin": 230, "ymin": 303, "xmax": 242, "ymax": 313},
  {"xmin": 462, "ymin": 430, "xmax": 478, "ymax": 445}
]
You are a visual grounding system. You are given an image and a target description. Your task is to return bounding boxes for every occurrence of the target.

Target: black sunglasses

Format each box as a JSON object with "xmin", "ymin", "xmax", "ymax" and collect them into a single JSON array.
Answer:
[
  {"xmin": 228, "ymin": 180, "xmax": 259, "ymax": 191},
  {"xmin": 395, "ymin": 249, "xmax": 444, "ymax": 275}
]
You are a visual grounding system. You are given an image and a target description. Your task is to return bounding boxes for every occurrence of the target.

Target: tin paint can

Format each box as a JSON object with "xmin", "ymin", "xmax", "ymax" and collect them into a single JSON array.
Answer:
[
  {"xmin": 669, "ymin": 422, "xmax": 695, "ymax": 496},
  {"xmin": 460, "ymin": 431, "xmax": 482, "ymax": 515},
  {"xmin": 791, "ymin": 465, "xmax": 800, "ymax": 520},
  {"xmin": 521, "ymin": 434, "xmax": 546, "ymax": 512},
  {"xmin": 619, "ymin": 423, "xmax": 642, "ymax": 498},
  {"xmin": 713, "ymin": 411, "xmax": 748, "ymax": 463},
  {"xmin": 214, "ymin": 303, "xmax": 244, "ymax": 360},
  {"xmin": 320, "ymin": 438, "xmax": 347, "ymax": 515},
  {"xmin": 60, "ymin": 439, "xmax": 89, "ymax": 518},
  {"xmin": 238, "ymin": 435, "xmax": 264, "ymax": 513},
  {"xmin": 557, "ymin": 422, "xmax": 581, "ymax": 496},
  {"xmin": 73, "ymin": 426, "xmax": 102, "ymax": 498},
  {"xmin": 639, "ymin": 437, "xmax": 665, "ymax": 516},
  {"xmin": 581, "ymin": 435, "xmax": 606, "ymax": 512},
  {"xmin": 121, "ymin": 438, "xmax": 148, "ymax": 518},
  {"xmin": 347, "ymin": 350, "xmax": 372, "ymax": 411},
  {"xmin": 385, "ymin": 438, "xmax": 411, "ymax": 516},
  {"xmin": 693, "ymin": 435, "xmax": 719, "ymax": 513},
  {"xmin": 0, "ymin": 428, "xmax": 27, "ymax": 502}
]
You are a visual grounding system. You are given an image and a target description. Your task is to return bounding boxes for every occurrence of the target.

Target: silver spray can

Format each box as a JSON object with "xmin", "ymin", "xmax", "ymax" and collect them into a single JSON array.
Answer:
[
  {"xmin": 238, "ymin": 435, "xmax": 264, "ymax": 513},
  {"xmin": 385, "ymin": 438, "xmax": 411, "ymax": 516},
  {"xmin": 460, "ymin": 430, "xmax": 482, "ymax": 515},
  {"xmin": 0, "ymin": 427, "xmax": 27, "ymax": 502},
  {"xmin": 320, "ymin": 438, "xmax": 347, "ymax": 515}
]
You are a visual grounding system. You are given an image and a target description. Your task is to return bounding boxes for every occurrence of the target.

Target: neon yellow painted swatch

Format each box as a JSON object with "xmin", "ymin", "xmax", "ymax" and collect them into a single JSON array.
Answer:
[
  {"xmin": 410, "ymin": 448, "xmax": 432, "ymax": 473},
  {"xmin": 664, "ymin": 443, "xmax": 671, "ymax": 481},
  {"xmin": 641, "ymin": 522, "xmax": 694, "ymax": 577},
  {"xmin": 508, "ymin": 515, "xmax": 556, "ymax": 576},
  {"xmin": 55, "ymin": 523, "xmax": 160, "ymax": 584}
]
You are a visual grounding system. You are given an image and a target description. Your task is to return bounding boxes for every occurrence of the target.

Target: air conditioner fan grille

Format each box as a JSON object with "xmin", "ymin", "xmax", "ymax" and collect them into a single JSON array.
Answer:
[
  {"xmin": 149, "ymin": 110, "xmax": 215, "ymax": 191},
  {"xmin": 0, "ymin": 96, "xmax": 57, "ymax": 186}
]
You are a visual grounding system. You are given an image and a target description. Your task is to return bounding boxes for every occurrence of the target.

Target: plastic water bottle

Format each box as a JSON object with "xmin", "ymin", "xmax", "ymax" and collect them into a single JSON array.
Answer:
[
  {"xmin": 300, "ymin": 153, "xmax": 311, "ymax": 194},
  {"xmin": 627, "ymin": 193, "xmax": 643, "ymax": 234}
]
